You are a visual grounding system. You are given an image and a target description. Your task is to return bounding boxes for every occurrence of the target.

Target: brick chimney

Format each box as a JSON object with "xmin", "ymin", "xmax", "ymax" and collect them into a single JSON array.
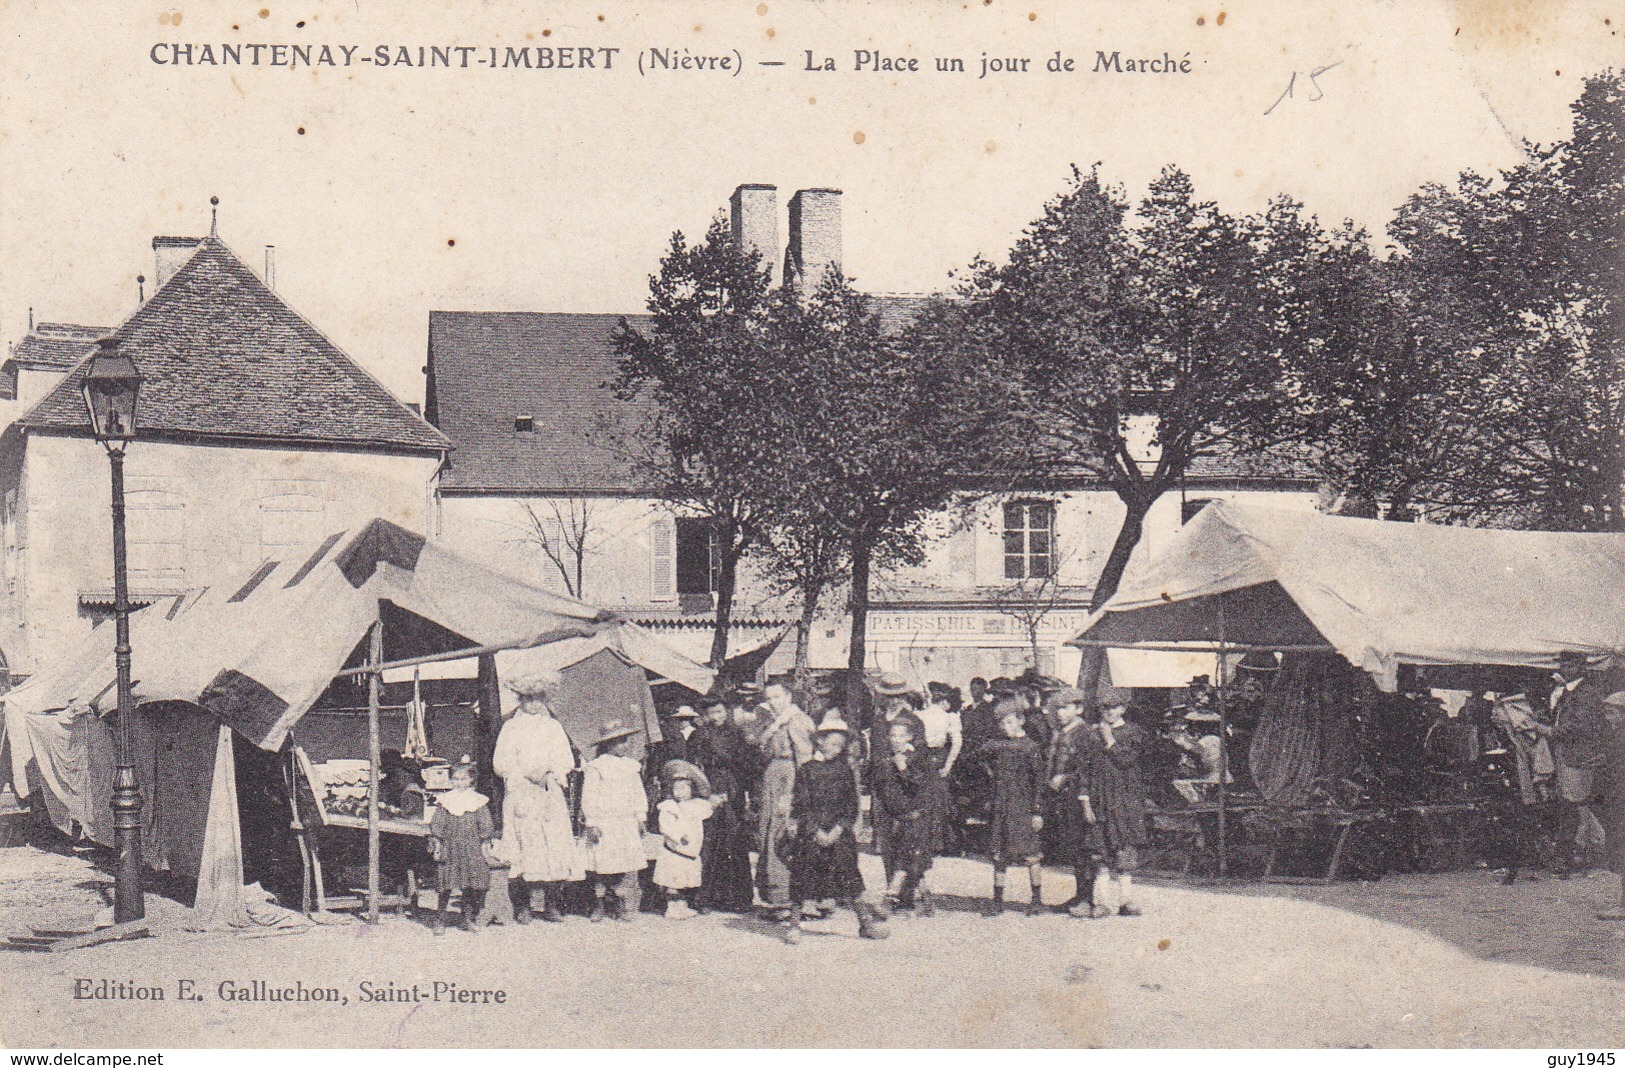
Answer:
[
  {"xmin": 152, "ymin": 236, "xmax": 203, "ymax": 289},
  {"xmin": 729, "ymin": 184, "xmax": 778, "ymax": 284},
  {"xmin": 784, "ymin": 188, "xmax": 842, "ymax": 296}
]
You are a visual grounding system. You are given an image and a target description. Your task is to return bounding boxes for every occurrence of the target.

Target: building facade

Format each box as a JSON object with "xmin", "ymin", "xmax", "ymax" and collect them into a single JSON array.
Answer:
[
  {"xmin": 0, "ymin": 232, "xmax": 448, "ymax": 681},
  {"xmin": 425, "ymin": 184, "xmax": 1321, "ymax": 681}
]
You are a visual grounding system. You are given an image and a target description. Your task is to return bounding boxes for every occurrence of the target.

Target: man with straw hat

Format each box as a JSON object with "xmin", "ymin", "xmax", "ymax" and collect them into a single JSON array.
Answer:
[
  {"xmin": 781, "ymin": 711, "xmax": 891, "ymax": 945},
  {"xmin": 582, "ymin": 718, "xmax": 651, "ymax": 922},
  {"xmin": 493, "ymin": 669, "xmax": 584, "ymax": 923}
]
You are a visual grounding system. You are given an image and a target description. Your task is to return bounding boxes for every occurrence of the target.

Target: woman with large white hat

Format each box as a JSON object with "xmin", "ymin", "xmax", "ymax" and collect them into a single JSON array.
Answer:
[{"xmin": 492, "ymin": 669, "xmax": 585, "ymax": 922}]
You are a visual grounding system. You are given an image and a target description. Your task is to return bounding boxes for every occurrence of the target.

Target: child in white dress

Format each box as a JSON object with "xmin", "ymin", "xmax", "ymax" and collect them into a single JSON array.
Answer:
[{"xmin": 654, "ymin": 762, "xmax": 714, "ymax": 919}]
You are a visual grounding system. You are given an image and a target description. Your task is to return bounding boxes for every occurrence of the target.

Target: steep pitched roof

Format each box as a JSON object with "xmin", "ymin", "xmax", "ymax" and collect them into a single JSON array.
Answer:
[
  {"xmin": 428, "ymin": 311, "xmax": 652, "ymax": 493},
  {"xmin": 19, "ymin": 238, "xmax": 448, "ymax": 454},
  {"xmin": 427, "ymin": 295, "xmax": 948, "ymax": 495},
  {"xmin": 7, "ymin": 323, "xmax": 110, "ymax": 370},
  {"xmin": 426, "ymin": 296, "xmax": 1317, "ymax": 497}
]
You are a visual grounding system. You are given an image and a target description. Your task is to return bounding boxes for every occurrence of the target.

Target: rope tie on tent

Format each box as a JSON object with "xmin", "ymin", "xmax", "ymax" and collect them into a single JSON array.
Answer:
[{"xmin": 402, "ymin": 667, "xmax": 430, "ymax": 760}]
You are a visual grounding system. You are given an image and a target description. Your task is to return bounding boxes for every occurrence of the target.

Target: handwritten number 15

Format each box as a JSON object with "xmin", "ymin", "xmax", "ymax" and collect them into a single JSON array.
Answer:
[{"xmin": 1265, "ymin": 61, "xmax": 1343, "ymax": 116}]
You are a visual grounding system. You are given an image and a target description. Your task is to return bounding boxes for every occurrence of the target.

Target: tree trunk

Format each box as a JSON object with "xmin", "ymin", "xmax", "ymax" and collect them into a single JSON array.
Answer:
[
  {"xmin": 844, "ymin": 536, "xmax": 873, "ymax": 716},
  {"xmin": 709, "ymin": 541, "xmax": 741, "ymax": 670},
  {"xmin": 792, "ymin": 581, "xmax": 822, "ymax": 707},
  {"xmin": 1076, "ymin": 490, "xmax": 1157, "ymax": 696}
]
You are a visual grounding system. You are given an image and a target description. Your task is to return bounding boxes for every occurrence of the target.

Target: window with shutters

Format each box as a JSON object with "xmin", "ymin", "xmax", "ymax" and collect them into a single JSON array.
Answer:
[
  {"xmin": 127, "ymin": 480, "xmax": 189, "ymax": 582},
  {"xmin": 675, "ymin": 517, "xmax": 720, "ymax": 596},
  {"xmin": 649, "ymin": 517, "xmax": 677, "ymax": 601},
  {"xmin": 259, "ymin": 480, "xmax": 327, "ymax": 560},
  {"xmin": 1002, "ymin": 500, "xmax": 1055, "ymax": 580}
]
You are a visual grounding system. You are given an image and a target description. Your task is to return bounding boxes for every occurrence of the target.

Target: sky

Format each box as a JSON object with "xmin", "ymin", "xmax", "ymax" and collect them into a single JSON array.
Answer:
[{"xmin": 0, "ymin": 0, "xmax": 1617, "ymax": 403}]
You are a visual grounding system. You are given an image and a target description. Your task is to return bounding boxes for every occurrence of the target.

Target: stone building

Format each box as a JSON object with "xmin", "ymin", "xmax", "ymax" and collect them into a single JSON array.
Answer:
[
  {"xmin": 425, "ymin": 184, "xmax": 1320, "ymax": 680},
  {"xmin": 0, "ymin": 230, "xmax": 448, "ymax": 682}
]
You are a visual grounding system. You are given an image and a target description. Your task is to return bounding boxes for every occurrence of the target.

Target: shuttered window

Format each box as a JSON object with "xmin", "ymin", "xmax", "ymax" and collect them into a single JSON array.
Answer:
[
  {"xmin": 650, "ymin": 517, "xmax": 676, "ymax": 601},
  {"xmin": 127, "ymin": 481, "xmax": 188, "ymax": 581}
]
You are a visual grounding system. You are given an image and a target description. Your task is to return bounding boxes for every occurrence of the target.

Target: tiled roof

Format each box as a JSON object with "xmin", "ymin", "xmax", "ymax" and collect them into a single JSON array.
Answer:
[
  {"xmin": 19, "ymin": 238, "xmax": 448, "ymax": 454},
  {"xmin": 426, "ymin": 295, "xmax": 1314, "ymax": 496},
  {"xmin": 8, "ymin": 323, "xmax": 110, "ymax": 370},
  {"xmin": 428, "ymin": 311, "xmax": 654, "ymax": 493},
  {"xmin": 428, "ymin": 295, "xmax": 945, "ymax": 495}
]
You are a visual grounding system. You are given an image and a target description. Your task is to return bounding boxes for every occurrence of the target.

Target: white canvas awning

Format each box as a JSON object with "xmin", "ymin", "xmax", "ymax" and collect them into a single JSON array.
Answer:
[{"xmin": 1073, "ymin": 501, "xmax": 1625, "ymax": 691}]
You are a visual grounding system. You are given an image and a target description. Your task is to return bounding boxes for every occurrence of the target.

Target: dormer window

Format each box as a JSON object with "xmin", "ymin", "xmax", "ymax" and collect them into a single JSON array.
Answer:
[{"xmin": 514, "ymin": 416, "xmax": 534, "ymax": 433}]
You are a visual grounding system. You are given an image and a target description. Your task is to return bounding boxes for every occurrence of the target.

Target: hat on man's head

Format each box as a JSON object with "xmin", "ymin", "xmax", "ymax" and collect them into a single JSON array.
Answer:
[
  {"xmin": 1043, "ymin": 686, "xmax": 1089, "ymax": 713},
  {"xmin": 504, "ymin": 668, "xmax": 562, "ymax": 701},
  {"xmin": 927, "ymin": 681, "xmax": 958, "ymax": 702},
  {"xmin": 872, "ymin": 673, "xmax": 917, "ymax": 697},
  {"xmin": 1557, "ymin": 650, "xmax": 1591, "ymax": 668},
  {"xmin": 593, "ymin": 719, "xmax": 640, "ymax": 748},
  {"xmin": 814, "ymin": 710, "xmax": 853, "ymax": 738},
  {"xmin": 1237, "ymin": 651, "xmax": 1281, "ymax": 674},
  {"xmin": 992, "ymin": 696, "xmax": 1028, "ymax": 721},
  {"xmin": 733, "ymin": 681, "xmax": 765, "ymax": 700},
  {"xmin": 1604, "ymin": 691, "xmax": 1625, "ymax": 708},
  {"xmin": 670, "ymin": 705, "xmax": 700, "ymax": 721}
]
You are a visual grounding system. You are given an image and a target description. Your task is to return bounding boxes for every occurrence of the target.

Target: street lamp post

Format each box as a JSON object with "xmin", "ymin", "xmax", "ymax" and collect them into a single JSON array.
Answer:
[{"xmin": 81, "ymin": 337, "xmax": 145, "ymax": 924}]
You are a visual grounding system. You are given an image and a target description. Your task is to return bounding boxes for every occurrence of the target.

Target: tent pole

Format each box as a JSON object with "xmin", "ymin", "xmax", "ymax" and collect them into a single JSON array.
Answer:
[
  {"xmin": 365, "ymin": 618, "xmax": 383, "ymax": 923},
  {"xmin": 1216, "ymin": 596, "xmax": 1229, "ymax": 878}
]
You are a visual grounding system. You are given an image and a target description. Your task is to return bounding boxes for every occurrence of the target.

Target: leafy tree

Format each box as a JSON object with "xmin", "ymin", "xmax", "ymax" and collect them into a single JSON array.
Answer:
[
  {"xmin": 1314, "ymin": 69, "xmax": 1623, "ymax": 530},
  {"xmin": 964, "ymin": 166, "xmax": 1304, "ymax": 607},
  {"xmin": 610, "ymin": 217, "xmax": 788, "ymax": 666},
  {"xmin": 778, "ymin": 279, "xmax": 1016, "ymax": 712}
]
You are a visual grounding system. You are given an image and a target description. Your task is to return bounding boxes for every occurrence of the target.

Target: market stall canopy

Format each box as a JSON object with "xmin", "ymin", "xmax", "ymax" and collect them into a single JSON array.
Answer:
[
  {"xmin": 5, "ymin": 517, "xmax": 715, "ymax": 769},
  {"xmin": 1070, "ymin": 501, "xmax": 1625, "ymax": 691}
]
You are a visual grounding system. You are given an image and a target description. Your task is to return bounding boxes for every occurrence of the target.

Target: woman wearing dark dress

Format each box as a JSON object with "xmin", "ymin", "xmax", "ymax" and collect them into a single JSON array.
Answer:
[
  {"xmin": 687, "ymin": 697, "xmax": 757, "ymax": 912},
  {"xmin": 428, "ymin": 760, "xmax": 496, "ymax": 934},
  {"xmin": 782, "ymin": 713, "xmax": 890, "ymax": 945}
]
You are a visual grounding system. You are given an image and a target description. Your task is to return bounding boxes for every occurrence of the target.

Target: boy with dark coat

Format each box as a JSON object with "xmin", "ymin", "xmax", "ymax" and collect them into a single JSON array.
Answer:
[
  {"xmin": 1083, "ymin": 699, "xmax": 1150, "ymax": 917},
  {"xmin": 1045, "ymin": 688, "xmax": 1102, "ymax": 916},
  {"xmin": 873, "ymin": 719, "xmax": 937, "ymax": 916},
  {"xmin": 782, "ymin": 713, "xmax": 891, "ymax": 945},
  {"xmin": 979, "ymin": 703, "xmax": 1047, "ymax": 917}
]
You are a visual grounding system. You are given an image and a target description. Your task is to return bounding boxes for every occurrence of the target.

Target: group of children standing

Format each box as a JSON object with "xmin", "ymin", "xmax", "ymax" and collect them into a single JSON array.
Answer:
[{"xmin": 424, "ymin": 675, "xmax": 1148, "ymax": 941}]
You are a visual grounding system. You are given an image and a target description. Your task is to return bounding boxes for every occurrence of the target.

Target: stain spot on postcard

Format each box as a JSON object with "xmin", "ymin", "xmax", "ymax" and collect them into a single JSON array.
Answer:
[
  {"xmin": 985, "ymin": 140, "xmax": 997, "ymax": 154},
  {"xmin": 757, "ymin": 2, "xmax": 768, "ymax": 14},
  {"xmin": 258, "ymin": 7, "xmax": 269, "ymax": 18},
  {"xmin": 1158, "ymin": 937, "xmax": 1171, "ymax": 950},
  {"xmin": 1217, "ymin": 11, "xmax": 1227, "ymax": 25},
  {"xmin": 853, "ymin": 131, "xmax": 866, "ymax": 144}
]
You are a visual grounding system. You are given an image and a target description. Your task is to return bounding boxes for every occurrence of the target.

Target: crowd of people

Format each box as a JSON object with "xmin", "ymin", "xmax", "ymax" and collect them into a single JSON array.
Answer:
[
  {"xmin": 420, "ymin": 654, "xmax": 1625, "ymax": 939},
  {"xmin": 425, "ymin": 669, "xmax": 1152, "ymax": 942}
]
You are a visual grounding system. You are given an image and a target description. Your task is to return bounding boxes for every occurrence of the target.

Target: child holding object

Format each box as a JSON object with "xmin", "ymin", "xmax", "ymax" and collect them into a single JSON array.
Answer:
[
  {"xmin": 428, "ymin": 756, "xmax": 496, "ymax": 935},
  {"xmin": 655, "ymin": 760, "xmax": 714, "ymax": 919},
  {"xmin": 782, "ymin": 713, "xmax": 890, "ymax": 945},
  {"xmin": 581, "ymin": 720, "xmax": 651, "ymax": 923},
  {"xmin": 979, "ymin": 704, "xmax": 1047, "ymax": 917}
]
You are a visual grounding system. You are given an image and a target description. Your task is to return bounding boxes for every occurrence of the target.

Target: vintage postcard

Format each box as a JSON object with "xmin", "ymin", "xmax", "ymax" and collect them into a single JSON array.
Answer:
[{"xmin": 0, "ymin": 0, "xmax": 1620, "ymax": 1052}]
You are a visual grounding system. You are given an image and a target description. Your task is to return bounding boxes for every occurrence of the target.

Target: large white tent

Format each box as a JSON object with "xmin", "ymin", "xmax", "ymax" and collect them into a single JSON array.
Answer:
[
  {"xmin": 1071, "ymin": 501, "xmax": 1625, "ymax": 690},
  {"xmin": 0, "ymin": 518, "xmax": 715, "ymax": 923}
]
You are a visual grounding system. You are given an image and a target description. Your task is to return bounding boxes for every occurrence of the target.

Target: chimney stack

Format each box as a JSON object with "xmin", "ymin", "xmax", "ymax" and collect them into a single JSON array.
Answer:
[
  {"xmin": 264, "ymin": 245, "xmax": 277, "ymax": 291},
  {"xmin": 784, "ymin": 188, "xmax": 842, "ymax": 296},
  {"xmin": 152, "ymin": 236, "xmax": 203, "ymax": 289},
  {"xmin": 729, "ymin": 184, "xmax": 778, "ymax": 285}
]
